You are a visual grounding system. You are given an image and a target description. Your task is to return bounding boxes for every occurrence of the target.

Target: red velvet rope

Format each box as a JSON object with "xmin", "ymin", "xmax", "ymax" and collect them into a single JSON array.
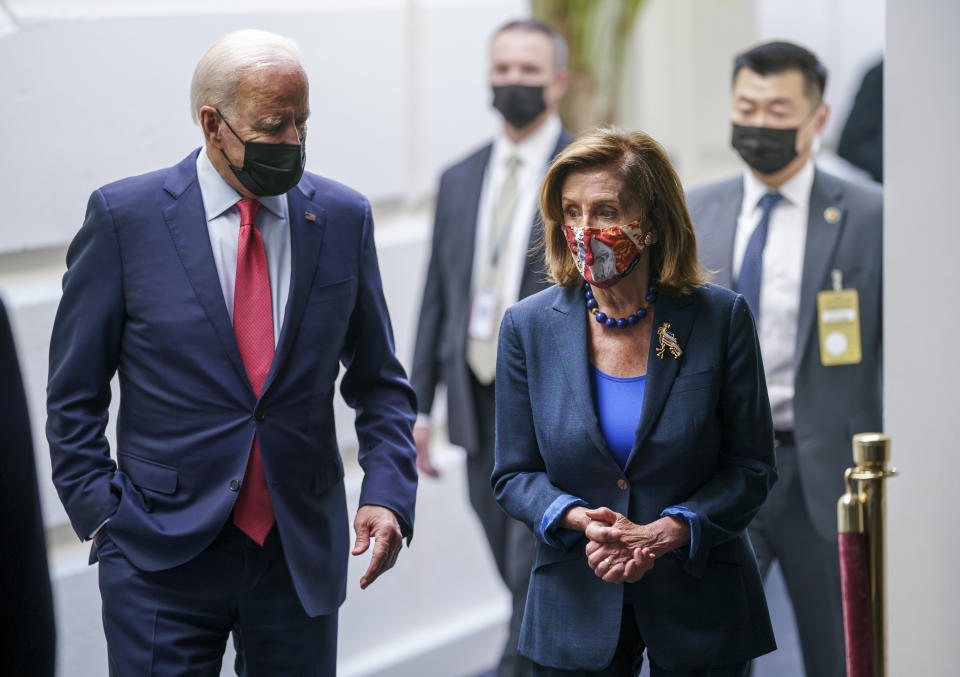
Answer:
[{"xmin": 839, "ymin": 532, "xmax": 873, "ymax": 677}]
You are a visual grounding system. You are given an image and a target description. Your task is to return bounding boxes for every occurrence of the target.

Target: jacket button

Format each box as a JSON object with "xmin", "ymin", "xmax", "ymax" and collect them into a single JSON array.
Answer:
[
  {"xmin": 254, "ymin": 408, "xmax": 265, "ymax": 421},
  {"xmin": 229, "ymin": 479, "xmax": 240, "ymax": 491},
  {"xmin": 617, "ymin": 479, "xmax": 629, "ymax": 491}
]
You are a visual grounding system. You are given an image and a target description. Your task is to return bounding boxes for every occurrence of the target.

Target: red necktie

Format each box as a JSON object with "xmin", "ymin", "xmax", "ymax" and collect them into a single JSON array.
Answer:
[{"xmin": 231, "ymin": 198, "xmax": 276, "ymax": 545}]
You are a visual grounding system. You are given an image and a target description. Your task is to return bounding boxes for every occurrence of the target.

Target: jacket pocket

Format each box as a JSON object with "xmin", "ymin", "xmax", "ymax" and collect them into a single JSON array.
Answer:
[
  {"xmin": 533, "ymin": 540, "xmax": 584, "ymax": 571},
  {"xmin": 306, "ymin": 277, "xmax": 356, "ymax": 305},
  {"xmin": 117, "ymin": 451, "xmax": 178, "ymax": 495},
  {"xmin": 669, "ymin": 367, "xmax": 719, "ymax": 395}
]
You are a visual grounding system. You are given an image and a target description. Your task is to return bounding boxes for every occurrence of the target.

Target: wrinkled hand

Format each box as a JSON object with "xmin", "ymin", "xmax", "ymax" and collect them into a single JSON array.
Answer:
[
  {"xmin": 352, "ymin": 505, "xmax": 404, "ymax": 589},
  {"xmin": 585, "ymin": 538, "xmax": 655, "ymax": 583},
  {"xmin": 584, "ymin": 507, "xmax": 688, "ymax": 584},
  {"xmin": 414, "ymin": 423, "xmax": 439, "ymax": 478}
]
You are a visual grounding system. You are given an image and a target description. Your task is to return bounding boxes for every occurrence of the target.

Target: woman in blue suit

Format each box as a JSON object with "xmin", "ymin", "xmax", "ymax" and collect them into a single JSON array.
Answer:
[{"xmin": 492, "ymin": 129, "xmax": 777, "ymax": 676}]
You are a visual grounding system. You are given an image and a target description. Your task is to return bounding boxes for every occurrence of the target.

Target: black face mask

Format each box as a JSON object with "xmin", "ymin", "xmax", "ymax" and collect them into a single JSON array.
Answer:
[
  {"xmin": 217, "ymin": 109, "xmax": 305, "ymax": 196},
  {"xmin": 731, "ymin": 124, "xmax": 798, "ymax": 175},
  {"xmin": 492, "ymin": 85, "xmax": 546, "ymax": 130}
]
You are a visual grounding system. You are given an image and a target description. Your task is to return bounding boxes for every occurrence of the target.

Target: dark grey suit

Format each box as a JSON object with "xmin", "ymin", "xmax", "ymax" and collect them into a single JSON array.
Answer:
[
  {"xmin": 687, "ymin": 167, "xmax": 882, "ymax": 677},
  {"xmin": 412, "ymin": 130, "xmax": 572, "ymax": 676}
]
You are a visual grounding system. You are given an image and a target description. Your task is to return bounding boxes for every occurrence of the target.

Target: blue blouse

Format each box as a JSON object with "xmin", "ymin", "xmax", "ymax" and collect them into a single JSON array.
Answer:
[{"xmin": 591, "ymin": 367, "xmax": 646, "ymax": 470}]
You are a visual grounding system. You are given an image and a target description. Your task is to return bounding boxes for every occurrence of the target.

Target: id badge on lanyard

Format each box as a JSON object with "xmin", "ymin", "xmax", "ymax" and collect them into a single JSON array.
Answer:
[
  {"xmin": 817, "ymin": 269, "xmax": 863, "ymax": 366},
  {"xmin": 468, "ymin": 290, "xmax": 499, "ymax": 340}
]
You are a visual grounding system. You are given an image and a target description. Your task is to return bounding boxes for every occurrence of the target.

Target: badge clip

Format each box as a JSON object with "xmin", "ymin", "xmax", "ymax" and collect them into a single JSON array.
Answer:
[{"xmin": 831, "ymin": 269, "xmax": 843, "ymax": 293}]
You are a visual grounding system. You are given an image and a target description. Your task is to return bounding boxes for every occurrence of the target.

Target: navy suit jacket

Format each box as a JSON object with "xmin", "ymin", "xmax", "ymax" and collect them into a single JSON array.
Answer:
[
  {"xmin": 492, "ymin": 283, "xmax": 777, "ymax": 671},
  {"xmin": 47, "ymin": 149, "xmax": 418, "ymax": 617}
]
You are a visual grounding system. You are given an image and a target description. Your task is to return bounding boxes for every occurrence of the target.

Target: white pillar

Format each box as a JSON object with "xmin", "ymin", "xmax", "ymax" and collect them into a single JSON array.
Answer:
[{"xmin": 885, "ymin": 0, "xmax": 960, "ymax": 673}]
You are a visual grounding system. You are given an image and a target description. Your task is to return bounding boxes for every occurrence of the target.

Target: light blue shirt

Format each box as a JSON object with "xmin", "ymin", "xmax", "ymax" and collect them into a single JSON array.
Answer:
[{"xmin": 196, "ymin": 147, "xmax": 292, "ymax": 346}]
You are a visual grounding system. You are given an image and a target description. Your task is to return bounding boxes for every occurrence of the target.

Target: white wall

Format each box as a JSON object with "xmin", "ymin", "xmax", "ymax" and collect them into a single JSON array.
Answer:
[
  {"xmin": 0, "ymin": 0, "xmax": 521, "ymax": 254},
  {"xmin": 885, "ymin": 0, "xmax": 960, "ymax": 673}
]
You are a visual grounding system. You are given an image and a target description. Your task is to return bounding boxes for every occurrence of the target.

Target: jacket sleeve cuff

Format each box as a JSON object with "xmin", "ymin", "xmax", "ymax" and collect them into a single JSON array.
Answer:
[
  {"xmin": 539, "ymin": 494, "xmax": 588, "ymax": 550},
  {"xmin": 88, "ymin": 517, "xmax": 111, "ymax": 541},
  {"xmin": 660, "ymin": 505, "xmax": 701, "ymax": 560}
]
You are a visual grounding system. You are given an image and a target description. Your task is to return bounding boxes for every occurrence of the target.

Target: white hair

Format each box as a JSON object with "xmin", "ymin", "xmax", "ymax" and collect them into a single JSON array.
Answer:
[{"xmin": 190, "ymin": 29, "xmax": 304, "ymax": 124}]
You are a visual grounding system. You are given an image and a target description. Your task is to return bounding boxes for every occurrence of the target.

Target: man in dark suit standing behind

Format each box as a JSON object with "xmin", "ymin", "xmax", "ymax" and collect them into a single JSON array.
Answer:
[
  {"xmin": 411, "ymin": 18, "xmax": 571, "ymax": 677},
  {"xmin": 686, "ymin": 42, "xmax": 882, "ymax": 677},
  {"xmin": 1, "ymin": 298, "xmax": 56, "ymax": 677},
  {"xmin": 47, "ymin": 29, "xmax": 417, "ymax": 675}
]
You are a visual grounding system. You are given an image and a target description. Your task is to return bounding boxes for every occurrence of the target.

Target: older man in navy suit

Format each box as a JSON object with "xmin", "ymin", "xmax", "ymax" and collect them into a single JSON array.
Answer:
[{"xmin": 47, "ymin": 30, "xmax": 417, "ymax": 675}]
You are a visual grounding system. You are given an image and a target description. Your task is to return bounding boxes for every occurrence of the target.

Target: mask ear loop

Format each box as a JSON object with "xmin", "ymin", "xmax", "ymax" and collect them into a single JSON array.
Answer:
[
  {"xmin": 215, "ymin": 109, "xmax": 246, "ymax": 171},
  {"xmin": 216, "ymin": 109, "xmax": 246, "ymax": 142}
]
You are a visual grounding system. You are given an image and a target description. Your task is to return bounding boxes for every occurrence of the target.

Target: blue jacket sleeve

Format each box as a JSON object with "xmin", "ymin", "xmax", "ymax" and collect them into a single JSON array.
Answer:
[
  {"xmin": 46, "ymin": 189, "xmax": 124, "ymax": 540},
  {"xmin": 679, "ymin": 294, "xmax": 777, "ymax": 577},
  {"xmin": 338, "ymin": 199, "xmax": 419, "ymax": 541},
  {"xmin": 492, "ymin": 308, "xmax": 587, "ymax": 550}
]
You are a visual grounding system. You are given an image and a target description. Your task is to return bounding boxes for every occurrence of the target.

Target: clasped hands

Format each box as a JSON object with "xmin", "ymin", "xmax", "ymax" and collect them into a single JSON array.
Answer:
[{"xmin": 565, "ymin": 506, "xmax": 690, "ymax": 584}]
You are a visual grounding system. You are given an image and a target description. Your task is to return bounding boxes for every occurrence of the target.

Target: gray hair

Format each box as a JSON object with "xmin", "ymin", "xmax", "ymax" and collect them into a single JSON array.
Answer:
[
  {"xmin": 190, "ymin": 29, "xmax": 304, "ymax": 124},
  {"xmin": 493, "ymin": 18, "xmax": 568, "ymax": 73}
]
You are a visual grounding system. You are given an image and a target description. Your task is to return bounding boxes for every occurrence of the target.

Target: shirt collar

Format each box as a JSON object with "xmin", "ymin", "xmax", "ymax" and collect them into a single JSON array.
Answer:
[
  {"xmin": 491, "ymin": 114, "xmax": 562, "ymax": 172},
  {"xmin": 196, "ymin": 146, "xmax": 286, "ymax": 221},
  {"xmin": 741, "ymin": 158, "xmax": 815, "ymax": 213}
]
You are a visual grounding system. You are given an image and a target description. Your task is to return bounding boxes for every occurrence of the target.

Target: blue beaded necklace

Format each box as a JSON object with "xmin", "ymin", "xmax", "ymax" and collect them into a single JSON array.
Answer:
[{"xmin": 585, "ymin": 280, "xmax": 658, "ymax": 329}]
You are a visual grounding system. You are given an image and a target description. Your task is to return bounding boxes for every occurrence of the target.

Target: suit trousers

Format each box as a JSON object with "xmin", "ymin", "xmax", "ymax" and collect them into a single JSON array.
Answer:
[
  {"xmin": 468, "ymin": 373, "xmax": 534, "ymax": 677},
  {"xmin": 96, "ymin": 522, "xmax": 338, "ymax": 676},
  {"xmin": 530, "ymin": 604, "xmax": 748, "ymax": 677},
  {"xmin": 748, "ymin": 443, "xmax": 845, "ymax": 677}
]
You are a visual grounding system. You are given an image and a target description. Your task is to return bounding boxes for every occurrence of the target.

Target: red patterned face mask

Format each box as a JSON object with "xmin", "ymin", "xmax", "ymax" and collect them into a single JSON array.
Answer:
[{"xmin": 561, "ymin": 221, "xmax": 648, "ymax": 288}]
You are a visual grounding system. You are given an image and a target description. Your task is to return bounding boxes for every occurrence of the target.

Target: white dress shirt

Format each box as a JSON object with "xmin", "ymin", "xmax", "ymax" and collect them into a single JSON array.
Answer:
[
  {"xmin": 733, "ymin": 160, "xmax": 815, "ymax": 430},
  {"xmin": 473, "ymin": 114, "xmax": 562, "ymax": 308},
  {"xmin": 196, "ymin": 148, "xmax": 291, "ymax": 346}
]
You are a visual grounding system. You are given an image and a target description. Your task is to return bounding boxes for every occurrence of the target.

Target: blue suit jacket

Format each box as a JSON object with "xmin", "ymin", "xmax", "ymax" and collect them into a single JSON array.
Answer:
[
  {"xmin": 492, "ymin": 283, "xmax": 777, "ymax": 671},
  {"xmin": 47, "ymin": 149, "xmax": 418, "ymax": 617}
]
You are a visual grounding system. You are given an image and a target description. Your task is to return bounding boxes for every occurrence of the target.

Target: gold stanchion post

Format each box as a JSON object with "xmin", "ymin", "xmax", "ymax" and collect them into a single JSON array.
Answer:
[{"xmin": 847, "ymin": 433, "xmax": 897, "ymax": 677}]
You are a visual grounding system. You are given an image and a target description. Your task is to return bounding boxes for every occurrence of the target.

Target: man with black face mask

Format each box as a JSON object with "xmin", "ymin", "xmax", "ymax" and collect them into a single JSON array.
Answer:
[
  {"xmin": 687, "ymin": 41, "xmax": 883, "ymax": 677},
  {"xmin": 411, "ymin": 17, "xmax": 571, "ymax": 677},
  {"xmin": 47, "ymin": 29, "xmax": 418, "ymax": 675}
]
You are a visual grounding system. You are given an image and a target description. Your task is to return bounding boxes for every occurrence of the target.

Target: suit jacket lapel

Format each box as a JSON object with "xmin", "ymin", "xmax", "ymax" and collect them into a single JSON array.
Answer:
[
  {"xmin": 709, "ymin": 180, "xmax": 744, "ymax": 289},
  {"xmin": 626, "ymin": 291, "xmax": 699, "ymax": 468},
  {"xmin": 457, "ymin": 145, "xmax": 492, "ymax": 281},
  {"xmin": 519, "ymin": 131, "xmax": 575, "ymax": 298},
  {"xmin": 161, "ymin": 154, "xmax": 251, "ymax": 392},
  {"xmin": 549, "ymin": 287, "xmax": 611, "ymax": 459},
  {"xmin": 261, "ymin": 184, "xmax": 327, "ymax": 396},
  {"xmin": 795, "ymin": 169, "xmax": 845, "ymax": 370}
]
